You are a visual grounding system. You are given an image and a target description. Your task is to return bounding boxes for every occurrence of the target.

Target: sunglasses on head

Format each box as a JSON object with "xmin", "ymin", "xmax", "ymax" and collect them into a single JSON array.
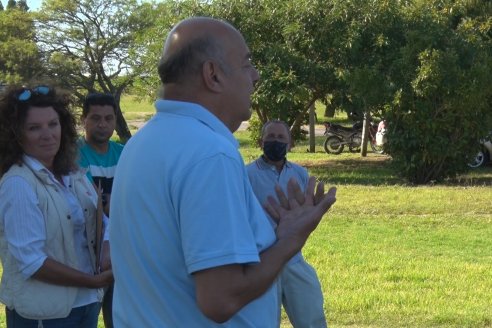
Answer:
[{"xmin": 16, "ymin": 86, "xmax": 51, "ymax": 101}]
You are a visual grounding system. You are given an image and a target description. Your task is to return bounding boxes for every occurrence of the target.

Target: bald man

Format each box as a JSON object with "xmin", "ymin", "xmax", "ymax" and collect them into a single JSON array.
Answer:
[{"xmin": 110, "ymin": 17, "xmax": 336, "ymax": 327}]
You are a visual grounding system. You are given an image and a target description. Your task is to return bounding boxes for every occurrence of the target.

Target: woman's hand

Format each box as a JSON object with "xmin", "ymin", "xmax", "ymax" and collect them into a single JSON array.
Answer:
[{"xmin": 33, "ymin": 258, "xmax": 113, "ymax": 289}]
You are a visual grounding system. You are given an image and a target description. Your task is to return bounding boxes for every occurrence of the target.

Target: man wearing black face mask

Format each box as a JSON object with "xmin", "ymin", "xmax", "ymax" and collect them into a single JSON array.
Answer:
[{"xmin": 246, "ymin": 120, "xmax": 327, "ymax": 328}]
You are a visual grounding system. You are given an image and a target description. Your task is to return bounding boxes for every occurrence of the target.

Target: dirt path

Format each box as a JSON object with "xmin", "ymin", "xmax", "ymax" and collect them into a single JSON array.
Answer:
[{"xmin": 128, "ymin": 119, "xmax": 326, "ymax": 136}]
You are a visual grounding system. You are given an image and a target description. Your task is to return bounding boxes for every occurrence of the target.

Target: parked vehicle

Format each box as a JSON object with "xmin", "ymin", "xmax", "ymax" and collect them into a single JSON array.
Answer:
[
  {"xmin": 351, "ymin": 121, "xmax": 385, "ymax": 154},
  {"xmin": 323, "ymin": 121, "xmax": 385, "ymax": 154},
  {"xmin": 323, "ymin": 122, "xmax": 361, "ymax": 154},
  {"xmin": 467, "ymin": 132, "xmax": 492, "ymax": 168}
]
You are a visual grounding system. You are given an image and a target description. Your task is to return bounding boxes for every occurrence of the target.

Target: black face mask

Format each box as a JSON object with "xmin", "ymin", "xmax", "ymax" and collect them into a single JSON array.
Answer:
[{"xmin": 263, "ymin": 140, "xmax": 288, "ymax": 162}]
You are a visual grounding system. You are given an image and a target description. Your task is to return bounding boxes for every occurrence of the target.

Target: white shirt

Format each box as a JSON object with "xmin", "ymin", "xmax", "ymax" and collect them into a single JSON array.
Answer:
[{"xmin": 0, "ymin": 155, "xmax": 108, "ymax": 307}]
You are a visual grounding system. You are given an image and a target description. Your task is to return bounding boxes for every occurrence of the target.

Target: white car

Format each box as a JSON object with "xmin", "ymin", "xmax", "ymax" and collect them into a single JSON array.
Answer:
[{"xmin": 468, "ymin": 132, "xmax": 492, "ymax": 168}]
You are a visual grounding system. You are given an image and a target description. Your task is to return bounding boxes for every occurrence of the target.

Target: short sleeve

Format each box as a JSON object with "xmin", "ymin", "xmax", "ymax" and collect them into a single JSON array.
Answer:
[{"xmin": 175, "ymin": 154, "xmax": 262, "ymax": 274}]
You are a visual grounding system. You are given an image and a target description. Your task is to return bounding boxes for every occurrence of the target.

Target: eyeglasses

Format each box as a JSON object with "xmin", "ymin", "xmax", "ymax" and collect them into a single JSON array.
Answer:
[{"xmin": 16, "ymin": 86, "xmax": 51, "ymax": 101}]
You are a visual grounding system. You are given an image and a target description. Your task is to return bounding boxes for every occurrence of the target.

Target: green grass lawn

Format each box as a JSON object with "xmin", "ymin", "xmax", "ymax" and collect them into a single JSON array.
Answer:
[
  {"xmin": 239, "ymin": 130, "xmax": 492, "ymax": 328},
  {"xmin": 2, "ymin": 102, "xmax": 491, "ymax": 327}
]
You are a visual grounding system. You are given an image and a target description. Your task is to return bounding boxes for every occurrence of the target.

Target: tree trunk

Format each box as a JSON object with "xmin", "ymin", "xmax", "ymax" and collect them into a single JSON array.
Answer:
[
  {"xmin": 308, "ymin": 103, "xmax": 316, "ymax": 153},
  {"xmin": 324, "ymin": 103, "xmax": 335, "ymax": 118},
  {"xmin": 291, "ymin": 97, "xmax": 317, "ymax": 136},
  {"xmin": 360, "ymin": 112, "xmax": 369, "ymax": 157},
  {"xmin": 113, "ymin": 93, "xmax": 132, "ymax": 143}
]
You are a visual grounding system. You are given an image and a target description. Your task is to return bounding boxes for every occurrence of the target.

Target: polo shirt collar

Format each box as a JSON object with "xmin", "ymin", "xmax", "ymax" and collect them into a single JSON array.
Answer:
[
  {"xmin": 155, "ymin": 99, "xmax": 239, "ymax": 148},
  {"xmin": 256, "ymin": 155, "xmax": 292, "ymax": 170}
]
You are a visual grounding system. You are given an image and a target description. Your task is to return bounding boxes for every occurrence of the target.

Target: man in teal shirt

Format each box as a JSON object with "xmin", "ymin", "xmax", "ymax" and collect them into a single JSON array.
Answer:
[{"xmin": 78, "ymin": 92, "xmax": 123, "ymax": 328}]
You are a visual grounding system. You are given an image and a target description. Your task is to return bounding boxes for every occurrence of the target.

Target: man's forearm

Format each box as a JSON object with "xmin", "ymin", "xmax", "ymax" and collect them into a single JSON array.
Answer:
[{"xmin": 193, "ymin": 236, "xmax": 302, "ymax": 323}]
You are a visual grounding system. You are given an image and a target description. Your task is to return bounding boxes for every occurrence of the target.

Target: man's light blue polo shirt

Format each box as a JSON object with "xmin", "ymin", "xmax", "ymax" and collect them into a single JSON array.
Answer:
[{"xmin": 110, "ymin": 100, "xmax": 279, "ymax": 327}]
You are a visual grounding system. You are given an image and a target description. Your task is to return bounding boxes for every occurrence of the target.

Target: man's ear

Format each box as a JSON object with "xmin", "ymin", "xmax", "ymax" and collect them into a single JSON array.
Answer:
[{"xmin": 202, "ymin": 60, "xmax": 223, "ymax": 92}]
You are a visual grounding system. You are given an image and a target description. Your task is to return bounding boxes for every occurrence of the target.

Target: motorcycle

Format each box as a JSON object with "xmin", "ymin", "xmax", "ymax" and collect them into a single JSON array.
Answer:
[
  {"xmin": 467, "ymin": 131, "xmax": 492, "ymax": 168},
  {"xmin": 323, "ymin": 122, "xmax": 361, "ymax": 154},
  {"xmin": 323, "ymin": 121, "xmax": 385, "ymax": 154}
]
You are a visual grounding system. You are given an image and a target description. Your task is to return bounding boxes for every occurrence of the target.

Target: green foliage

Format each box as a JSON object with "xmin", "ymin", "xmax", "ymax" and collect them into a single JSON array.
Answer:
[
  {"xmin": 246, "ymin": 114, "xmax": 262, "ymax": 146},
  {"xmin": 6, "ymin": 0, "xmax": 15, "ymax": 10},
  {"xmin": 35, "ymin": 0, "xmax": 157, "ymax": 141},
  {"xmin": 13, "ymin": 0, "xmax": 489, "ymax": 183},
  {"xmin": 129, "ymin": 0, "xmax": 203, "ymax": 101},
  {"xmin": 122, "ymin": 0, "xmax": 492, "ymax": 184},
  {"xmin": 331, "ymin": 0, "xmax": 405, "ymax": 120},
  {"xmin": 203, "ymin": 0, "xmax": 337, "ymax": 139},
  {"xmin": 385, "ymin": 0, "xmax": 492, "ymax": 184},
  {"xmin": 16, "ymin": 0, "xmax": 27, "ymax": 11},
  {"xmin": 0, "ymin": 7, "xmax": 43, "ymax": 83}
]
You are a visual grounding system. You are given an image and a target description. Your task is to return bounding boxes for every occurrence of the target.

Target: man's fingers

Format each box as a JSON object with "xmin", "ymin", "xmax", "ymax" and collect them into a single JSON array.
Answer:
[
  {"xmin": 264, "ymin": 195, "xmax": 281, "ymax": 223},
  {"xmin": 317, "ymin": 186, "xmax": 337, "ymax": 213},
  {"xmin": 304, "ymin": 177, "xmax": 320, "ymax": 206},
  {"xmin": 274, "ymin": 184, "xmax": 289, "ymax": 209},
  {"xmin": 287, "ymin": 178, "xmax": 304, "ymax": 207},
  {"xmin": 314, "ymin": 180, "xmax": 325, "ymax": 205}
]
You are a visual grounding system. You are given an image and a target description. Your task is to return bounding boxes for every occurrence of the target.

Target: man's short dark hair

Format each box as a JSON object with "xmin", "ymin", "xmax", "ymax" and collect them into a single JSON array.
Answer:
[
  {"xmin": 82, "ymin": 93, "xmax": 116, "ymax": 117},
  {"xmin": 158, "ymin": 36, "xmax": 228, "ymax": 84}
]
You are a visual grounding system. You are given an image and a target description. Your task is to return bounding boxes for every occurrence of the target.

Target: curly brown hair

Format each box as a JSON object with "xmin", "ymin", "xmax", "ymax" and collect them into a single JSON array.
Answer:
[{"xmin": 0, "ymin": 85, "xmax": 79, "ymax": 177}]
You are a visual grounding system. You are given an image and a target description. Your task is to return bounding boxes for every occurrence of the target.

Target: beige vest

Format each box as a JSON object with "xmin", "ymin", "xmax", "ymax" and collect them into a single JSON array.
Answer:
[{"xmin": 0, "ymin": 162, "xmax": 103, "ymax": 319}]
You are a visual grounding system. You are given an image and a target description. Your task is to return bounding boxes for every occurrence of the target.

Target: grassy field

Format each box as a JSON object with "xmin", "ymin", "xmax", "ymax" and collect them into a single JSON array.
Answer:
[
  {"xmin": 1, "ymin": 98, "xmax": 491, "ymax": 327},
  {"xmin": 241, "ymin": 131, "xmax": 492, "ymax": 328}
]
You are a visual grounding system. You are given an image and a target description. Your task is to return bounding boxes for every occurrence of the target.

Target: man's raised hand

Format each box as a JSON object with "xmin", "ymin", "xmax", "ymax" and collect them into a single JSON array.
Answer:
[{"xmin": 264, "ymin": 177, "xmax": 336, "ymax": 247}]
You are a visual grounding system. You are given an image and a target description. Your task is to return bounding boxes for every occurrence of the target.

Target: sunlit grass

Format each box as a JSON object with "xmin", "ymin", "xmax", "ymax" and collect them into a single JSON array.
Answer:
[
  {"xmin": 120, "ymin": 95, "xmax": 155, "ymax": 122},
  {"xmin": 234, "ymin": 129, "xmax": 492, "ymax": 328}
]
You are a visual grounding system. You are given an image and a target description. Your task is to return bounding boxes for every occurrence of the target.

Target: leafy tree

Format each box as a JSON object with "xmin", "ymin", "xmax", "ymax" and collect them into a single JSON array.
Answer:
[
  {"xmin": 305, "ymin": 1, "xmax": 400, "ymax": 154},
  {"xmin": 127, "ymin": 0, "xmax": 491, "ymax": 185},
  {"xmin": 6, "ymin": 0, "xmax": 15, "ymax": 10},
  {"xmin": 0, "ymin": 2, "xmax": 4, "ymax": 11},
  {"xmin": 134, "ymin": 0, "xmax": 340, "ymax": 142},
  {"xmin": 132, "ymin": 0, "xmax": 337, "ymax": 141},
  {"xmin": 384, "ymin": 0, "xmax": 492, "ymax": 183},
  {"xmin": 35, "ymin": 0, "xmax": 155, "ymax": 142},
  {"xmin": 17, "ymin": 0, "xmax": 28, "ymax": 11},
  {"xmin": 127, "ymin": 0, "xmax": 201, "ymax": 101},
  {"xmin": 203, "ymin": 0, "xmax": 338, "ymax": 142},
  {"xmin": 0, "ymin": 6, "xmax": 43, "ymax": 83}
]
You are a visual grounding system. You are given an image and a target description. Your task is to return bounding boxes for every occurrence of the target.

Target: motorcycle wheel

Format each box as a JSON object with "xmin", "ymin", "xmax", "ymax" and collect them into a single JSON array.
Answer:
[
  {"xmin": 467, "ymin": 150, "xmax": 489, "ymax": 168},
  {"xmin": 370, "ymin": 138, "xmax": 384, "ymax": 154},
  {"xmin": 324, "ymin": 136, "xmax": 344, "ymax": 154},
  {"xmin": 349, "ymin": 132, "xmax": 362, "ymax": 153}
]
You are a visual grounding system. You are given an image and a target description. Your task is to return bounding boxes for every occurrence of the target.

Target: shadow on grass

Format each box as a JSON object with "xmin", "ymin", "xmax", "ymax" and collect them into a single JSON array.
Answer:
[
  {"xmin": 298, "ymin": 157, "xmax": 492, "ymax": 186},
  {"xmin": 300, "ymin": 157, "xmax": 403, "ymax": 186}
]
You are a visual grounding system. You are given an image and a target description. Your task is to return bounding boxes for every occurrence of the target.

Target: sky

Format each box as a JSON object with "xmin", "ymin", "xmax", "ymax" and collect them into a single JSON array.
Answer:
[{"xmin": 27, "ymin": 0, "xmax": 42, "ymax": 11}]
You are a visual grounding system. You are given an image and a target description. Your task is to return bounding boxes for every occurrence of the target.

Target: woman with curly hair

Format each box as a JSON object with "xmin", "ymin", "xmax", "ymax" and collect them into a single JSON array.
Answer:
[{"xmin": 0, "ymin": 85, "xmax": 113, "ymax": 327}]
